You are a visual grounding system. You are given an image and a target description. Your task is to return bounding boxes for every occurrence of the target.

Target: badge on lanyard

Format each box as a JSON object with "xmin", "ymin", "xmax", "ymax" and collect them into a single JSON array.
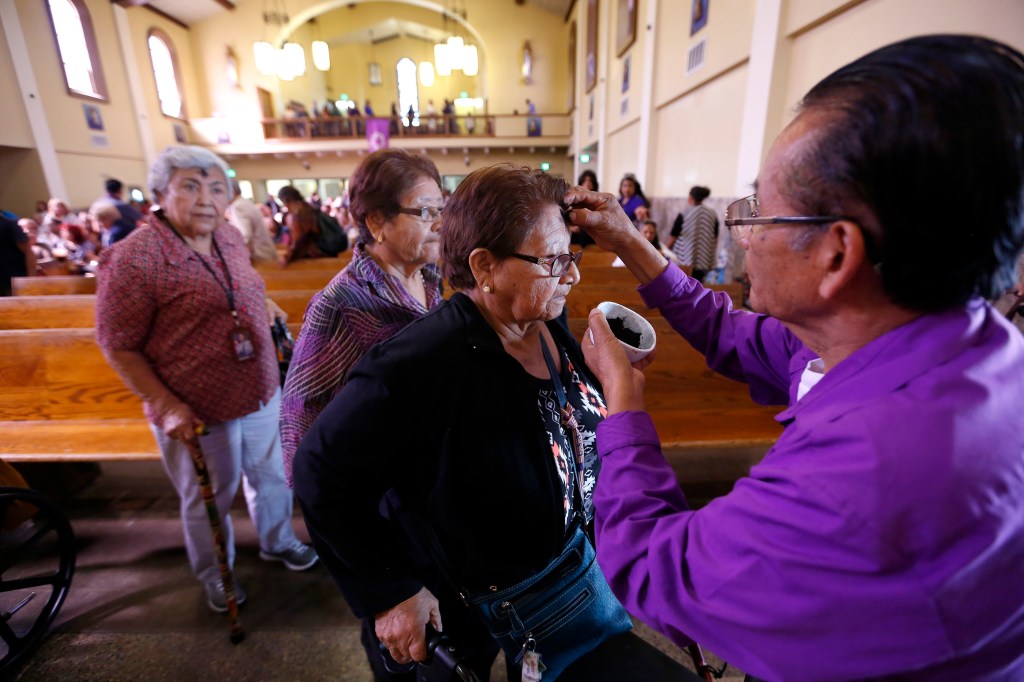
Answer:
[
  {"xmin": 521, "ymin": 650, "xmax": 543, "ymax": 682},
  {"xmin": 230, "ymin": 325, "xmax": 256, "ymax": 362}
]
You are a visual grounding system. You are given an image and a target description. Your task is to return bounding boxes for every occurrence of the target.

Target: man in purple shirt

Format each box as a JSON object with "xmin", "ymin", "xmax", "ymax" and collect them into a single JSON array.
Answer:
[{"xmin": 566, "ymin": 36, "xmax": 1024, "ymax": 681}]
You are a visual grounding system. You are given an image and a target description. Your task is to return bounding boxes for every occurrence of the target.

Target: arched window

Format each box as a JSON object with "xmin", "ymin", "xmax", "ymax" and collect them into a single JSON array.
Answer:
[
  {"xmin": 45, "ymin": 0, "xmax": 107, "ymax": 100},
  {"xmin": 148, "ymin": 30, "xmax": 185, "ymax": 118},
  {"xmin": 396, "ymin": 58, "xmax": 419, "ymax": 125}
]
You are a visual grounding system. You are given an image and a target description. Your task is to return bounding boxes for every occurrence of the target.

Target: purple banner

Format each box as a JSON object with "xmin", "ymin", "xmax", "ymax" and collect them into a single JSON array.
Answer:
[{"xmin": 366, "ymin": 117, "xmax": 390, "ymax": 151}]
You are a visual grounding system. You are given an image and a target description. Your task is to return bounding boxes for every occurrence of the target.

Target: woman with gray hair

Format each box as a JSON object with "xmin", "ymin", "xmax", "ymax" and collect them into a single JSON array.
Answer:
[{"xmin": 95, "ymin": 145, "xmax": 317, "ymax": 615}]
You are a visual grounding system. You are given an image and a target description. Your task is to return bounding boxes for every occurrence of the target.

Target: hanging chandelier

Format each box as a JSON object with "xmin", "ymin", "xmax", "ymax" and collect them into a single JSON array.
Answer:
[
  {"xmin": 311, "ymin": 18, "xmax": 330, "ymax": 72},
  {"xmin": 252, "ymin": 0, "xmax": 323, "ymax": 80},
  {"xmin": 253, "ymin": 0, "xmax": 289, "ymax": 77},
  {"xmin": 433, "ymin": 0, "xmax": 477, "ymax": 79}
]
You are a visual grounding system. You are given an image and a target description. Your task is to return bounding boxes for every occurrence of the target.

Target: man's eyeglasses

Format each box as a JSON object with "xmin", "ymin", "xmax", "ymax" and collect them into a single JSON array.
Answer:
[
  {"xmin": 396, "ymin": 205, "xmax": 443, "ymax": 222},
  {"xmin": 724, "ymin": 194, "xmax": 855, "ymax": 241},
  {"xmin": 511, "ymin": 251, "xmax": 584, "ymax": 278}
]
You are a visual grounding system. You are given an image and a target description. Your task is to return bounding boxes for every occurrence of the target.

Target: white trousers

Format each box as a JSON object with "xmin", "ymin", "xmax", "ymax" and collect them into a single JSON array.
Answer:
[{"xmin": 151, "ymin": 389, "xmax": 299, "ymax": 585}]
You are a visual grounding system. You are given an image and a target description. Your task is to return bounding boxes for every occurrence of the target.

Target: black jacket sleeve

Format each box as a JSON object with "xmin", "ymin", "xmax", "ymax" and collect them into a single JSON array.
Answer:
[{"xmin": 293, "ymin": 352, "xmax": 426, "ymax": 618}]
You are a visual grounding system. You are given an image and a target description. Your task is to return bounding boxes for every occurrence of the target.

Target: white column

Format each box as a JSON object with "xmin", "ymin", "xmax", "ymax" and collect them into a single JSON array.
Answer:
[
  {"xmin": 733, "ymin": 0, "xmax": 784, "ymax": 195},
  {"xmin": 595, "ymin": 0, "xmax": 612, "ymax": 190},
  {"xmin": 112, "ymin": 4, "xmax": 157, "ymax": 170},
  {"xmin": 636, "ymin": 0, "xmax": 659, "ymax": 189},
  {"xmin": 0, "ymin": 0, "xmax": 68, "ymax": 200}
]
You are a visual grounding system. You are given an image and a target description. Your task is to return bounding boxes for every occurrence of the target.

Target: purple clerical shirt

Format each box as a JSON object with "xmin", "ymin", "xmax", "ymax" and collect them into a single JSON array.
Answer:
[{"xmin": 593, "ymin": 264, "xmax": 1024, "ymax": 681}]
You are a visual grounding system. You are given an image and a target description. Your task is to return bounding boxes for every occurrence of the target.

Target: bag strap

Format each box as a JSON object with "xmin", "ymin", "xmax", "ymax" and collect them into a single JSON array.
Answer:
[{"xmin": 413, "ymin": 335, "xmax": 587, "ymax": 605}]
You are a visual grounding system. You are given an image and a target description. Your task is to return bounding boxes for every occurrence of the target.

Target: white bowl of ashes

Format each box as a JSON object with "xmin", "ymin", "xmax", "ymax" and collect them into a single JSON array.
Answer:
[{"xmin": 597, "ymin": 301, "xmax": 656, "ymax": 363}]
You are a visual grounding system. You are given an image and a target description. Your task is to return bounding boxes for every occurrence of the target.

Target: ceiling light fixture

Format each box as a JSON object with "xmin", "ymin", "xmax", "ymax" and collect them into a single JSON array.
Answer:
[{"xmin": 310, "ymin": 18, "xmax": 330, "ymax": 71}]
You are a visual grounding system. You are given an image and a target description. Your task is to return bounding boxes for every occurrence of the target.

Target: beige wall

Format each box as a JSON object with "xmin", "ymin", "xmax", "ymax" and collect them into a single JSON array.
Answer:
[
  {"xmin": 0, "ymin": 17, "xmax": 33, "ymax": 149},
  {"xmin": 653, "ymin": 0, "xmax": 755, "ymax": 109},
  {"xmin": 125, "ymin": 7, "xmax": 204, "ymax": 154},
  {"xmin": 603, "ymin": 0, "xmax": 648, "ymax": 132},
  {"xmin": 782, "ymin": 0, "xmax": 1024, "ymax": 118},
  {"xmin": 11, "ymin": 0, "xmax": 148, "ymax": 209},
  {"xmin": 603, "ymin": 119, "xmax": 640, "ymax": 195},
  {"xmin": 631, "ymin": 0, "xmax": 1024, "ymax": 203},
  {"xmin": 0, "ymin": 148, "xmax": 49, "ymax": 218},
  {"xmin": 650, "ymin": 63, "xmax": 748, "ymax": 198}
]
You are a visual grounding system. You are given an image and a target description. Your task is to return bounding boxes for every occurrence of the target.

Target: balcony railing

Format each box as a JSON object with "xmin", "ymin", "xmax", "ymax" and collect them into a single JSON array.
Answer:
[
  {"xmin": 189, "ymin": 113, "xmax": 570, "ymax": 150},
  {"xmin": 260, "ymin": 113, "xmax": 568, "ymax": 141}
]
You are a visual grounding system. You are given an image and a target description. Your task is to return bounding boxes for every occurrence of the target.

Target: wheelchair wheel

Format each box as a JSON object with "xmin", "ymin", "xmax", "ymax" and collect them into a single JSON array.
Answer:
[{"xmin": 0, "ymin": 486, "xmax": 76, "ymax": 673}]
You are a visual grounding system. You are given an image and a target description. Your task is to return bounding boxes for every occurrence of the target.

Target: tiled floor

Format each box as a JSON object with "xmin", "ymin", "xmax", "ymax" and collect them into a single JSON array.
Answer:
[{"xmin": 6, "ymin": 462, "xmax": 743, "ymax": 681}]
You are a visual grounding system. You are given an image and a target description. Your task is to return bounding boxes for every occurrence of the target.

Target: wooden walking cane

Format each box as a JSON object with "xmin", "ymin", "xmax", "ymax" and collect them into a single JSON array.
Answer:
[{"xmin": 185, "ymin": 424, "xmax": 245, "ymax": 644}]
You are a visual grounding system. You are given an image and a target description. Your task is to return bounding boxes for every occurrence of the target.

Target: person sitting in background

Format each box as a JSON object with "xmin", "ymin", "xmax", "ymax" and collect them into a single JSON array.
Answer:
[
  {"xmin": 616, "ymin": 173, "xmax": 648, "ymax": 226},
  {"xmin": 59, "ymin": 223, "xmax": 98, "ymax": 270},
  {"xmin": 277, "ymin": 185, "xmax": 323, "ymax": 264},
  {"xmin": 89, "ymin": 203, "xmax": 121, "ymax": 253},
  {"xmin": 568, "ymin": 34, "xmax": 1024, "ymax": 680},
  {"xmin": 92, "ymin": 178, "xmax": 143, "ymax": 246},
  {"xmin": 280, "ymin": 148, "xmax": 445, "ymax": 487},
  {"xmin": 32, "ymin": 200, "xmax": 47, "ymax": 224},
  {"xmin": 0, "ymin": 214, "xmax": 35, "ymax": 296},
  {"xmin": 96, "ymin": 144, "xmax": 318, "ymax": 615},
  {"xmin": 40, "ymin": 198, "xmax": 76, "ymax": 243},
  {"xmin": 227, "ymin": 182, "xmax": 278, "ymax": 266},
  {"xmin": 668, "ymin": 185, "xmax": 718, "ymax": 282},
  {"xmin": 19, "ymin": 218, "xmax": 52, "ymax": 264},
  {"xmin": 641, "ymin": 219, "xmax": 678, "ymax": 265},
  {"xmin": 577, "ymin": 170, "xmax": 599, "ymax": 192}
]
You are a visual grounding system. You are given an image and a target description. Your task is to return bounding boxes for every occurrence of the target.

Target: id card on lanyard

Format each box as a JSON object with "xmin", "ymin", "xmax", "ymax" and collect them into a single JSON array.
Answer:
[{"xmin": 160, "ymin": 210, "xmax": 255, "ymax": 362}]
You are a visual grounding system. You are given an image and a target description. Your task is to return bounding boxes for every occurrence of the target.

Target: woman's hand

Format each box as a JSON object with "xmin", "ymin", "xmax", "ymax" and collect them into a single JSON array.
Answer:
[
  {"xmin": 583, "ymin": 309, "xmax": 648, "ymax": 415},
  {"xmin": 156, "ymin": 399, "xmax": 201, "ymax": 442},
  {"xmin": 374, "ymin": 587, "xmax": 442, "ymax": 665},
  {"xmin": 265, "ymin": 297, "xmax": 287, "ymax": 325}
]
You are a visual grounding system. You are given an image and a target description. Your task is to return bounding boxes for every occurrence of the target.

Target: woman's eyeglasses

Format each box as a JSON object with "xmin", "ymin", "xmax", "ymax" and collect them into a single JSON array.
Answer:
[
  {"xmin": 511, "ymin": 251, "xmax": 584, "ymax": 278},
  {"xmin": 724, "ymin": 194, "xmax": 854, "ymax": 241},
  {"xmin": 396, "ymin": 205, "xmax": 443, "ymax": 222}
]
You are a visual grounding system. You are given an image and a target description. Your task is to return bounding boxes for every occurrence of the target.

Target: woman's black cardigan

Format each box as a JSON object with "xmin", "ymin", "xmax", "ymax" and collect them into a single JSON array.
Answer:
[{"xmin": 294, "ymin": 292, "xmax": 601, "ymax": 619}]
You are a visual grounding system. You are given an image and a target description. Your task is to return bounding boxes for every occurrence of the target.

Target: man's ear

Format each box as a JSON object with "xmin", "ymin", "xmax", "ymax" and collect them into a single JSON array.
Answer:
[
  {"xmin": 818, "ymin": 220, "xmax": 872, "ymax": 300},
  {"xmin": 467, "ymin": 247, "xmax": 497, "ymax": 286}
]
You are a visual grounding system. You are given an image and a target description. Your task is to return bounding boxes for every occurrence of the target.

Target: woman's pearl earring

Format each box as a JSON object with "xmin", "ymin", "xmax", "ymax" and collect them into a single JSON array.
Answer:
[
  {"xmin": 376, "ymin": 233, "xmax": 384, "ymax": 244},
  {"xmin": 482, "ymin": 285, "xmax": 491, "ymax": 293}
]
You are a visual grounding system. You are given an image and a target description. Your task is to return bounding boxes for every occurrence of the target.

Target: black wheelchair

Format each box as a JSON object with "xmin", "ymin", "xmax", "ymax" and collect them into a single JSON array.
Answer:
[{"xmin": 0, "ymin": 485, "xmax": 76, "ymax": 674}]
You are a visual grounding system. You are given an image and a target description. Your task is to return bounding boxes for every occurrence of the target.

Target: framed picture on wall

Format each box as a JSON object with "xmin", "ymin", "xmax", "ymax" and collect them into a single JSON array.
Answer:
[
  {"xmin": 616, "ymin": 0, "xmax": 637, "ymax": 56},
  {"xmin": 84, "ymin": 104, "xmax": 103, "ymax": 131},
  {"xmin": 585, "ymin": 0, "xmax": 599, "ymax": 93},
  {"xmin": 691, "ymin": 0, "xmax": 710, "ymax": 36},
  {"xmin": 622, "ymin": 54, "xmax": 631, "ymax": 93}
]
